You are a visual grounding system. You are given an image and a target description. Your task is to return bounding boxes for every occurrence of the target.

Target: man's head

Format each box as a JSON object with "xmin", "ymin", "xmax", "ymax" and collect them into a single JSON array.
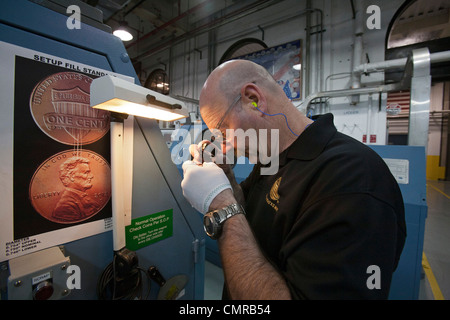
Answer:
[
  {"xmin": 199, "ymin": 59, "xmax": 300, "ymax": 160},
  {"xmin": 59, "ymin": 157, "xmax": 94, "ymax": 191},
  {"xmin": 199, "ymin": 59, "xmax": 286, "ymax": 129}
]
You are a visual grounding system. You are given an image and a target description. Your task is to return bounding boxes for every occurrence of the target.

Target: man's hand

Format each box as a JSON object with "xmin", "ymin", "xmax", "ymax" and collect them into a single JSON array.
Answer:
[
  {"xmin": 189, "ymin": 140, "xmax": 245, "ymax": 207},
  {"xmin": 181, "ymin": 161, "xmax": 234, "ymax": 214}
]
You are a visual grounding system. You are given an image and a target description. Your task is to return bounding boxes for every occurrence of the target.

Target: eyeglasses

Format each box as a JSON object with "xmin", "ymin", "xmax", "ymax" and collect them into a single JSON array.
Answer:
[{"xmin": 215, "ymin": 94, "xmax": 241, "ymax": 131}]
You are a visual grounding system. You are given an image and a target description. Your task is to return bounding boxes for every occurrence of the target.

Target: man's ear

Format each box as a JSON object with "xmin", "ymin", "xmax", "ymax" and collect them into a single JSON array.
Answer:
[{"xmin": 240, "ymin": 82, "xmax": 266, "ymax": 114}]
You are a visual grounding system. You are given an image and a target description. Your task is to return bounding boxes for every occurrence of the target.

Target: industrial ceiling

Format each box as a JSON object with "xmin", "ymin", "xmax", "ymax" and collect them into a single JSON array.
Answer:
[{"xmin": 87, "ymin": 0, "xmax": 281, "ymax": 63}]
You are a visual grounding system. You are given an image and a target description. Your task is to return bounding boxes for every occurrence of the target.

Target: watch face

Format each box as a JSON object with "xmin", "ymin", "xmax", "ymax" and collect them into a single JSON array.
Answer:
[
  {"xmin": 203, "ymin": 215, "xmax": 214, "ymax": 236},
  {"xmin": 203, "ymin": 212, "xmax": 221, "ymax": 239}
]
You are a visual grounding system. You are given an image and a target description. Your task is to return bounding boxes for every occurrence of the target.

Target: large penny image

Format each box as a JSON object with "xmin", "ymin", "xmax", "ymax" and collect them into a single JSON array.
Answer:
[
  {"xmin": 30, "ymin": 72, "xmax": 110, "ymax": 145},
  {"xmin": 29, "ymin": 150, "xmax": 111, "ymax": 224}
]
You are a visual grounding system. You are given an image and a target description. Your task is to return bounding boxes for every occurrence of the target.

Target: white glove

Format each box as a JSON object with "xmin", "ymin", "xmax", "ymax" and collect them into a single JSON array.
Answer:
[{"xmin": 181, "ymin": 161, "xmax": 232, "ymax": 214}]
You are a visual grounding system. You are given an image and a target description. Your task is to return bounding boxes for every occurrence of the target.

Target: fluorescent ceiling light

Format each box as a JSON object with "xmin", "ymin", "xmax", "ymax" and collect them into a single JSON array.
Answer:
[{"xmin": 90, "ymin": 75, "xmax": 188, "ymax": 121}]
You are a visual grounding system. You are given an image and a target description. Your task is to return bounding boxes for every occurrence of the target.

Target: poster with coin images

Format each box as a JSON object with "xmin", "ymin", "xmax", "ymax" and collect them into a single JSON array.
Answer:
[{"xmin": 0, "ymin": 41, "xmax": 134, "ymax": 262}]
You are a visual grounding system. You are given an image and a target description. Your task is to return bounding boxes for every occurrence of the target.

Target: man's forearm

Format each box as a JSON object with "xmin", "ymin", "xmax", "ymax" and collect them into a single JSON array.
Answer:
[
  {"xmin": 218, "ymin": 164, "xmax": 245, "ymax": 206},
  {"xmin": 218, "ymin": 214, "xmax": 292, "ymax": 300},
  {"xmin": 229, "ymin": 178, "xmax": 245, "ymax": 206}
]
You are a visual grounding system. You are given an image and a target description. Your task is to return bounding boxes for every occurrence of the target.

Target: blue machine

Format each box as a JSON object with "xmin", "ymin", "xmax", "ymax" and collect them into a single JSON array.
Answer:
[
  {"xmin": 0, "ymin": 0, "xmax": 204, "ymax": 300},
  {"xmin": 370, "ymin": 145, "xmax": 428, "ymax": 300}
]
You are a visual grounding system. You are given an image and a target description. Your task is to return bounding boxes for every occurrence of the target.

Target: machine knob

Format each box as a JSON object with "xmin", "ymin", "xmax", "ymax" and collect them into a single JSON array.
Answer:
[{"xmin": 32, "ymin": 281, "xmax": 54, "ymax": 300}]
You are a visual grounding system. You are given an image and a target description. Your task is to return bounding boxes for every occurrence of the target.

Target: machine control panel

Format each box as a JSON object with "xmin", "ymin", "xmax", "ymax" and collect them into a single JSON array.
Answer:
[{"xmin": 7, "ymin": 246, "xmax": 71, "ymax": 300}]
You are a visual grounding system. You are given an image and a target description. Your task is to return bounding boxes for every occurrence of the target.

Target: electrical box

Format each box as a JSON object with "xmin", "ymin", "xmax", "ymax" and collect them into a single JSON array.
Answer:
[{"xmin": 7, "ymin": 247, "xmax": 71, "ymax": 300}]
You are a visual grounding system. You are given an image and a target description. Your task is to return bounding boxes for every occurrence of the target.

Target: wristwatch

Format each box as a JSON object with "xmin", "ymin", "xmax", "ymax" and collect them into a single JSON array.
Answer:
[{"xmin": 203, "ymin": 203, "xmax": 245, "ymax": 240}]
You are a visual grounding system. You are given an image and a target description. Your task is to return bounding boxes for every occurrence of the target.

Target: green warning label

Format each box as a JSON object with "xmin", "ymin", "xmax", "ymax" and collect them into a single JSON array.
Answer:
[{"xmin": 125, "ymin": 209, "xmax": 173, "ymax": 251}]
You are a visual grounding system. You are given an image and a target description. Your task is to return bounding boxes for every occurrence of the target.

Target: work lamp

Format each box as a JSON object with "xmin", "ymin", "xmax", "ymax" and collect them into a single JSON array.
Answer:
[
  {"xmin": 90, "ymin": 75, "xmax": 188, "ymax": 121},
  {"xmin": 90, "ymin": 75, "xmax": 188, "ymax": 252}
]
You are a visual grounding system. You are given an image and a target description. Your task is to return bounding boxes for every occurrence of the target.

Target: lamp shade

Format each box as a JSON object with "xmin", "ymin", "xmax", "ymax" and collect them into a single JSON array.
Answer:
[{"xmin": 90, "ymin": 75, "xmax": 188, "ymax": 121}]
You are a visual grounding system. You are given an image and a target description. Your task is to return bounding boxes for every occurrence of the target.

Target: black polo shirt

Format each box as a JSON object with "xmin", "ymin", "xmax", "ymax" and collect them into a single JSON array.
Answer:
[{"xmin": 240, "ymin": 113, "xmax": 406, "ymax": 299}]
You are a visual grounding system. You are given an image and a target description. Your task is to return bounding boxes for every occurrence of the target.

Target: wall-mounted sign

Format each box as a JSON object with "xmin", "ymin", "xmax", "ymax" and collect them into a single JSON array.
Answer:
[
  {"xmin": 125, "ymin": 209, "xmax": 173, "ymax": 251},
  {"xmin": 0, "ymin": 41, "xmax": 132, "ymax": 262},
  {"xmin": 235, "ymin": 40, "xmax": 302, "ymax": 100}
]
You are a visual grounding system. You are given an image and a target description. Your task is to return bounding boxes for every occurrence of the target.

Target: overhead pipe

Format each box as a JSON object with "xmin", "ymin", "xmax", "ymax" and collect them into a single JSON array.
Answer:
[
  {"xmin": 302, "ymin": 49, "xmax": 450, "ymax": 113},
  {"xmin": 354, "ymin": 58, "xmax": 407, "ymax": 74},
  {"xmin": 350, "ymin": 0, "xmax": 365, "ymax": 104},
  {"xmin": 146, "ymin": 3, "xmax": 318, "ymax": 73},
  {"xmin": 307, "ymin": 8, "xmax": 324, "ymax": 102},
  {"xmin": 125, "ymin": 0, "xmax": 213, "ymax": 50},
  {"xmin": 257, "ymin": 25, "xmax": 265, "ymax": 41},
  {"xmin": 303, "ymin": 2, "xmax": 325, "ymax": 98},
  {"xmin": 305, "ymin": 0, "xmax": 311, "ymax": 97},
  {"xmin": 138, "ymin": 1, "xmax": 324, "ymax": 100},
  {"xmin": 133, "ymin": 0, "xmax": 281, "ymax": 62},
  {"xmin": 104, "ymin": 0, "xmax": 133, "ymax": 24},
  {"xmin": 123, "ymin": 0, "xmax": 147, "ymax": 18},
  {"xmin": 351, "ymin": 0, "xmax": 364, "ymax": 88},
  {"xmin": 353, "ymin": 50, "xmax": 450, "ymax": 74}
]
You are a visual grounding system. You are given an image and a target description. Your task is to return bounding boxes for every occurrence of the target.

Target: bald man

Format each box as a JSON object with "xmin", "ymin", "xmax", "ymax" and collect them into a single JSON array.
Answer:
[{"xmin": 181, "ymin": 60, "xmax": 406, "ymax": 300}]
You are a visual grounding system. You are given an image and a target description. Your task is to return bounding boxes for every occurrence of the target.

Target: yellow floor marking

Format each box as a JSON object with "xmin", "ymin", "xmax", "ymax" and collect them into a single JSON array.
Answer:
[
  {"xmin": 427, "ymin": 183, "xmax": 450, "ymax": 200},
  {"xmin": 422, "ymin": 253, "xmax": 445, "ymax": 300}
]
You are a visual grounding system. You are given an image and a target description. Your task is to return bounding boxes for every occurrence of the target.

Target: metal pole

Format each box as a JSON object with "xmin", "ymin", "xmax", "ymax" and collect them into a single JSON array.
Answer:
[{"xmin": 110, "ymin": 119, "xmax": 126, "ymax": 252}]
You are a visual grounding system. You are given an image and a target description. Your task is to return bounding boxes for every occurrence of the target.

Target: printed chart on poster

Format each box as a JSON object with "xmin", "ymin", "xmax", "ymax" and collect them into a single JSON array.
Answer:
[{"xmin": 0, "ymin": 41, "xmax": 134, "ymax": 262}]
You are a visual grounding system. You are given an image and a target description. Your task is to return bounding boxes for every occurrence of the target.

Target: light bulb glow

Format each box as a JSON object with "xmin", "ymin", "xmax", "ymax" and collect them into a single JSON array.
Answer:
[{"xmin": 113, "ymin": 29, "xmax": 133, "ymax": 41}]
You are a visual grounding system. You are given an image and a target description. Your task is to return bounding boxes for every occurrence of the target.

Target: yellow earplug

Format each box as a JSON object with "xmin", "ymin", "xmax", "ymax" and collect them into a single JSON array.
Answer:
[{"xmin": 251, "ymin": 102, "xmax": 258, "ymax": 108}]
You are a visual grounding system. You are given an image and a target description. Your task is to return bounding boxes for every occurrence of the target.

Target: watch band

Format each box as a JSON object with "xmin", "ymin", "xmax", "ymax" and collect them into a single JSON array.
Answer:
[
  {"xmin": 204, "ymin": 203, "xmax": 245, "ymax": 240},
  {"xmin": 215, "ymin": 203, "xmax": 245, "ymax": 224}
]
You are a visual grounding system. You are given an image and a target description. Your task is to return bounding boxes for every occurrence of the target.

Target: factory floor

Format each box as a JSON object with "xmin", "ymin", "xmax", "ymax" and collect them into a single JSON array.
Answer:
[
  {"xmin": 204, "ymin": 179, "xmax": 450, "ymax": 300},
  {"xmin": 419, "ymin": 180, "xmax": 449, "ymax": 300}
]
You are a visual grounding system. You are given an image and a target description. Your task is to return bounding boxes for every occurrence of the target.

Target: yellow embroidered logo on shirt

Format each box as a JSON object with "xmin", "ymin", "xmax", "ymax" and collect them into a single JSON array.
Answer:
[{"xmin": 266, "ymin": 177, "xmax": 282, "ymax": 212}]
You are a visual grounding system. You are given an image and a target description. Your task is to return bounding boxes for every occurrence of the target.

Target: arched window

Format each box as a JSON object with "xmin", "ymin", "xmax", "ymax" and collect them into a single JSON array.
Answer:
[
  {"xmin": 386, "ymin": 0, "xmax": 450, "ymax": 82},
  {"xmin": 145, "ymin": 68, "xmax": 170, "ymax": 95},
  {"xmin": 219, "ymin": 38, "xmax": 268, "ymax": 65}
]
